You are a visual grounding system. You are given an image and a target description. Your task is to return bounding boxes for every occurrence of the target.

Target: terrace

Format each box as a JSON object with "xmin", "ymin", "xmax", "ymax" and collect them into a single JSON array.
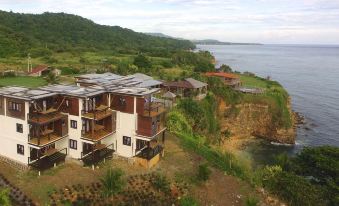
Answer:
[
  {"xmin": 81, "ymin": 143, "xmax": 114, "ymax": 166},
  {"xmin": 82, "ymin": 105, "xmax": 114, "ymax": 120},
  {"xmin": 28, "ymin": 133, "xmax": 67, "ymax": 147},
  {"xmin": 142, "ymin": 101, "xmax": 166, "ymax": 117},
  {"xmin": 28, "ymin": 147, "xmax": 67, "ymax": 171}
]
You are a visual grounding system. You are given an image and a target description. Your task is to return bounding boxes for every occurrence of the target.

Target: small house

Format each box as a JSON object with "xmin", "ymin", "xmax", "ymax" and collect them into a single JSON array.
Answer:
[
  {"xmin": 28, "ymin": 65, "xmax": 50, "ymax": 77},
  {"xmin": 163, "ymin": 78, "xmax": 207, "ymax": 100},
  {"xmin": 205, "ymin": 72, "xmax": 241, "ymax": 88}
]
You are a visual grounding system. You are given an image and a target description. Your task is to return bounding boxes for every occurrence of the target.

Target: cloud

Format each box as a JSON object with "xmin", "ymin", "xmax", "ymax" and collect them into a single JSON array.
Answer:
[{"xmin": 1, "ymin": 0, "xmax": 339, "ymax": 44}]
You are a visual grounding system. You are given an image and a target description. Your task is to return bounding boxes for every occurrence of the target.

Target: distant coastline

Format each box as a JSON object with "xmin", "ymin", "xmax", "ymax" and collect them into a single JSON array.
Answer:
[{"xmin": 192, "ymin": 39, "xmax": 262, "ymax": 45}]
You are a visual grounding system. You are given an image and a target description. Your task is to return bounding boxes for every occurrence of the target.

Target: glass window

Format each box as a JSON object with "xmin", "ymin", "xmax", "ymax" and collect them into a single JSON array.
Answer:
[
  {"xmin": 16, "ymin": 123, "xmax": 23, "ymax": 133},
  {"xmin": 70, "ymin": 120, "xmax": 77, "ymax": 129},
  {"xmin": 69, "ymin": 139, "xmax": 77, "ymax": 150},
  {"xmin": 17, "ymin": 144, "xmax": 24, "ymax": 155},
  {"xmin": 123, "ymin": 136, "xmax": 131, "ymax": 146}
]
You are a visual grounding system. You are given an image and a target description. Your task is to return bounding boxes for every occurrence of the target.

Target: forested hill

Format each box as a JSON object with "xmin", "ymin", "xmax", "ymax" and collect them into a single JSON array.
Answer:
[{"xmin": 0, "ymin": 10, "xmax": 195, "ymax": 58}]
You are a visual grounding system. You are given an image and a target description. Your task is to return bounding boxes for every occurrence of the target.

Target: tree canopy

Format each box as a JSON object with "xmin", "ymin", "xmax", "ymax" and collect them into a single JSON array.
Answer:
[{"xmin": 0, "ymin": 10, "xmax": 195, "ymax": 58}]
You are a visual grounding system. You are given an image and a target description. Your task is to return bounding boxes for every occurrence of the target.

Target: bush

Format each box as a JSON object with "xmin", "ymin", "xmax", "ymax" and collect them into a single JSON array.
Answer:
[
  {"xmin": 0, "ymin": 188, "xmax": 11, "ymax": 206},
  {"xmin": 245, "ymin": 196, "xmax": 259, "ymax": 206},
  {"xmin": 133, "ymin": 54, "xmax": 152, "ymax": 69},
  {"xmin": 261, "ymin": 166, "xmax": 325, "ymax": 206},
  {"xmin": 166, "ymin": 110, "xmax": 192, "ymax": 134},
  {"xmin": 100, "ymin": 168, "xmax": 126, "ymax": 197},
  {"xmin": 152, "ymin": 173, "xmax": 170, "ymax": 193},
  {"xmin": 197, "ymin": 164, "xmax": 211, "ymax": 182},
  {"xmin": 60, "ymin": 67, "xmax": 80, "ymax": 75},
  {"xmin": 179, "ymin": 196, "xmax": 199, "ymax": 206}
]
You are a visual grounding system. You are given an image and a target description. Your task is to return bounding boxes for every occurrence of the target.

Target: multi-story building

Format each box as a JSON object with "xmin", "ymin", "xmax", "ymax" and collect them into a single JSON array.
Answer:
[{"xmin": 0, "ymin": 74, "xmax": 166, "ymax": 171}]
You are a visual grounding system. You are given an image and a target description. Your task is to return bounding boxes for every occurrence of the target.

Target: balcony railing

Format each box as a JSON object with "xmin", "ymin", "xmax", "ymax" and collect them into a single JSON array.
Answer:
[
  {"xmin": 28, "ymin": 148, "xmax": 67, "ymax": 171},
  {"xmin": 137, "ymin": 122, "xmax": 166, "ymax": 138},
  {"xmin": 28, "ymin": 111, "xmax": 66, "ymax": 125},
  {"xmin": 136, "ymin": 145, "xmax": 163, "ymax": 160},
  {"xmin": 81, "ymin": 128, "xmax": 115, "ymax": 142},
  {"xmin": 81, "ymin": 143, "xmax": 114, "ymax": 166},
  {"xmin": 142, "ymin": 102, "xmax": 166, "ymax": 117},
  {"xmin": 81, "ymin": 105, "xmax": 114, "ymax": 120},
  {"xmin": 28, "ymin": 133, "xmax": 67, "ymax": 147}
]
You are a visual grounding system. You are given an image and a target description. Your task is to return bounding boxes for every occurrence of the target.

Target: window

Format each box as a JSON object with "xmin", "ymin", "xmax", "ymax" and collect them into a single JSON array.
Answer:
[
  {"xmin": 123, "ymin": 136, "xmax": 131, "ymax": 146},
  {"xmin": 16, "ymin": 123, "xmax": 23, "ymax": 133},
  {"xmin": 17, "ymin": 144, "xmax": 24, "ymax": 155},
  {"xmin": 69, "ymin": 139, "xmax": 77, "ymax": 150},
  {"xmin": 119, "ymin": 97, "xmax": 126, "ymax": 106},
  {"xmin": 9, "ymin": 101, "xmax": 22, "ymax": 112},
  {"xmin": 70, "ymin": 120, "xmax": 77, "ymax": 129},
  {"xmin": 62, "ymin": 119, "xmax": 66, "ymax": 127}
]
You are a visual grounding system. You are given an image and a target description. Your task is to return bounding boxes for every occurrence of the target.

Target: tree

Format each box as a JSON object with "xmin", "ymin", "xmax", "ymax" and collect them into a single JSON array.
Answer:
[
  {"xmin": 219, "ymin": 64, "xmax": 233, "ymax": 72},
  {"xmin": 0, "ymin": 188, "xmax": 11, "ymax": 206},
  {"xmin": 133, "ymin": 54, "xmax": 152, "ymax": 69},
  {"xmin": 45, "ymin": 72, "xmax": 60, "ymax": 84},
  {"xmin": 100, "ymin": 168, "xmax": 126, "ymax": 198}
]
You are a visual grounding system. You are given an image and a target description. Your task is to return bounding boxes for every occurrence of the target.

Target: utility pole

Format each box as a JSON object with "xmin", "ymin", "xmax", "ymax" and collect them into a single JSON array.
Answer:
[{"xmin": 27, "ymin": 53, "xmax": 32, "ymax": 73}]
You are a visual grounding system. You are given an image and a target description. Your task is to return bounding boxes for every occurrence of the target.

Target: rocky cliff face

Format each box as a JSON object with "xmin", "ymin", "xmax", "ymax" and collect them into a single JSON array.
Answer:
[{"xmin": 218, "ymin": 98, "xmax": 296, "ymax": 144}]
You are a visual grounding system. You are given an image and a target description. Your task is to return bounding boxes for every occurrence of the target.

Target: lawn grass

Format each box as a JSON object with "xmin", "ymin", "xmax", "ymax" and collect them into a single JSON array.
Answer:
[
  {"xmin": 240, "ymin": 75, "xmax": 268, "ymax": 88},
  {"xmin": 0, "ymin": 76, "xmax": 47, "ymax": 88}
]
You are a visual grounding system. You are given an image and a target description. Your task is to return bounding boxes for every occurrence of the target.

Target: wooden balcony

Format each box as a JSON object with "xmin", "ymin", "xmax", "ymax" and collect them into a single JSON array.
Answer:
[
  {"xmin": 81, "ymin": 129, "xmax": 114, "ymax": 142},
  {"xmin": 28, "ymin": 148, "xmax": 67, "ymax": 171},
  {"xmin": 28, "ymin": 111, "xmax": 67, "ymax": 125},
  {"xmin": 82, "ymin": 105, "xmax": 114, "ymax": 120},
  {"xmin": 81, "ymin": 143, "xmax": 114, "ymax": 166},
  {"xmin": 135, "ymin": 145, "xmax": 164, "ymax": 168},
  {"xmin": 142, "ymin": 102, "xmax": 166, "ymax": 117},
  {"xmin": 28, "ymin": 133, "xmax": 67, "ymax": 147}
]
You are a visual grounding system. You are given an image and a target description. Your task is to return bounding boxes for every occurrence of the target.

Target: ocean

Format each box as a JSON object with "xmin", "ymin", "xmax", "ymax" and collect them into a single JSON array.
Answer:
[{"xmin": 197, "ymin": 44, "xmax": 339, "ymax": 164}]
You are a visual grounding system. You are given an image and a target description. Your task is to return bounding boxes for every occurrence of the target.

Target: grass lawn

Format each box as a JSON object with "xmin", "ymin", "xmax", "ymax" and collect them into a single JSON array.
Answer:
[
  {"xmin": 240, "ymin": 75, "xmax": 268, "ymax": 88},
  {"xmin": 0, "ymin": 134, "xmax": 257, "ymax": 205},
  {"xmin": 0, "ymin": 76, "xmax": 47, "ymax": 88}
]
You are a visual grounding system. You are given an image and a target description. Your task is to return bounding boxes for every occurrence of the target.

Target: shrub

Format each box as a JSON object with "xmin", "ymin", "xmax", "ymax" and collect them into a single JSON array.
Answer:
[
  {"xmin": 261, "ymin": 166, "xmax": 324, "ymax": 206},
  {"xmin": 179, "ymin": 196, "xmax": 199, "ymax": 206},
  {"xmin": 166, "ymin": 110, "xmax": 192, "ymax": 134},
  {"xmin": 152, "ymin": 173, "xmax": 170, "ymax": 193},
  {"xmin": 197, "ymin": 164, "xmax": 211, "ymax": 182},
  {"xmin": 0, "ymin": 188, "xmax": 11, "ymax": 206},
  {"xmin": 245, "ymin": 196, "xmax": 259, "ymax": 206},
  {"xmin": 100, "ymin": 168, "xmax": 126, "ymax": 197}
]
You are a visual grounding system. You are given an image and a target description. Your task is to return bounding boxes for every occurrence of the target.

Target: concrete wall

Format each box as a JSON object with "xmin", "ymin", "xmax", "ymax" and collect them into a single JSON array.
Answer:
[
  {"xmin": 0, "ymin": 98, "xmax": 29, "ymax": 165},
  {"xmin": 67, "ymin": 99, "xmax": 84, "ymax": 159}
]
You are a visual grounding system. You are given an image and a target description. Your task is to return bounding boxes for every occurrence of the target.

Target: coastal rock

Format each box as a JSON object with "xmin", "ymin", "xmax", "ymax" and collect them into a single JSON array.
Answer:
[{"xmin": 218, "ymin": 98, "xmax": 296, "ymax": 144}]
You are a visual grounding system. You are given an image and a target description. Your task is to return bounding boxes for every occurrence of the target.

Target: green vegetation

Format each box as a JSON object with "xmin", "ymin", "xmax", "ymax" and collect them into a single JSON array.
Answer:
[
  {"xmin": 260, "ymin": 146, "xmax": 339, "ymax": 206},
  {"xmin": 152, "ymin": 173, "xmax": 170, "ymax": 193},
  {"xmin": 45, "ymin": 72, "xmax": 60, "ymax": 84},
  {"xmin": 0, "ymin": 10, "xmax": 194, "ymax": 58},
  {"xmin": 196, "ymin": 164, "xmax": 212, "ymax": 182},
  {"xmin": 179, "ymin": 196, "xmax": 200, "ymax": 206},
  {"xmin": 0, "ymin": 76, "xmax": 47, "ymax": 88},
  {"xmin": 0, "ymin": 188, "xmax": 11, "ymax": 206},
  {"xmin": 245, "ymin": 196, "xmax": 259, "ymax": 206},
  {"xmin": 100, "ymin": 168, "xmax": 126, "ymax": 197}
]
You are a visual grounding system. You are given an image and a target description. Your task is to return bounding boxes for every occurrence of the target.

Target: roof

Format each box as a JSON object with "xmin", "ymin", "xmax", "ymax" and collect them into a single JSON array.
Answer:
[
  {"xmin": 0, "ymin": 86, "xmax": 56, "ymax": 101},
  {"xmin": 108, "ymin": 87, "xmax": 161, "ymax": 96},
  {"xmin": 185, "ymin": 78, "xmax": 207, "ymax": 88},
  {"xmin": 76, "ymin": 72, "xmax": 163, "ymax": 89},
  {"xmin": 162, "ymin": 91, "xmax": 176, "ymax": 99},
  {"xmin": 127, "ymin": 73, "xmax": 153, "ymax": 81},
  {"xmin": 163, "ymin": 78, "xmax": 207, "ymax": 89},
  {"xmin": 30, "ymin": 65, "xmax": 49, "ymax": 74},
  {"xmin": 205, "ymin": 72, "xmax": 239, "ymax": 79},
  {"xmin": 40, "ymin": 84, "xmax": 106, "ymax": 98}
]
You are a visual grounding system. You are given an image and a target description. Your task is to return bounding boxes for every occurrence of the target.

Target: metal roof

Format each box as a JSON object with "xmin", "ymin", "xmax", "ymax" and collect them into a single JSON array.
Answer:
[
  {"xmin": 0, "ymin": 86, "xmax": 56, "ymax": 101},
  {"xmin": 40, "ymin": 84, "xmax": 106, "ymax": 98}
]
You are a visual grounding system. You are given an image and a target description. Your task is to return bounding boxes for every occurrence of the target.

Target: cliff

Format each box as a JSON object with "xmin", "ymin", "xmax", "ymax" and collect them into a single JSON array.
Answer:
[{"xmin": 218, "ymin": 97, "xmax": 296, "ymax": 144}]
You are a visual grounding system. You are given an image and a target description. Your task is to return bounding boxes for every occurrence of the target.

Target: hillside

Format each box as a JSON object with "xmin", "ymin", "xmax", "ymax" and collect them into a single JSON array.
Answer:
[{"xmin": 0, "ymin": 10, "xmax": 195, "ymax": 58}]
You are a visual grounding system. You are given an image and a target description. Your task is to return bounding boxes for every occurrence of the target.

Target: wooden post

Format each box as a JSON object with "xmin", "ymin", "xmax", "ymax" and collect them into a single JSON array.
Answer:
[{"xmin": 91, "ymin": 119, "xmax": 94, "ymax": 140}]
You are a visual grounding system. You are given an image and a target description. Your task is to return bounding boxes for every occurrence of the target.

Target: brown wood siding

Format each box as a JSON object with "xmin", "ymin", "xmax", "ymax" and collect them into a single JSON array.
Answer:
[
  {"xmin": 54, "ymin": 117, "xmax": 68, "ymax": 137},
  {"xmin": 67, "ymin": 98, "xmax": 79, "ymax": 116},
  {"xmin": 136, "ymin": 98, "xmax": 145, "ymax": 114},
  {"xmin": 110, "ymin": 95, "xmax": 134, "ymax": 114},
  {"xmin": 6, "ymin": 98, "xmax": 26, "ymax": 120},
  {"xmin": 0, "ymin": 97, "xmax": 4, "ymax": 115},
  {"xmin": 137, "ymin": 115, "xmax": 153, "ymax": 136}
]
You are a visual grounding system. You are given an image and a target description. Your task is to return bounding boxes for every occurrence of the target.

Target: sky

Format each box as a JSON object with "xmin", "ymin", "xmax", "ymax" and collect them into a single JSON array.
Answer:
[{"xmin": 1, "ymin": 0, "xmax": 339, "ymax": 44}]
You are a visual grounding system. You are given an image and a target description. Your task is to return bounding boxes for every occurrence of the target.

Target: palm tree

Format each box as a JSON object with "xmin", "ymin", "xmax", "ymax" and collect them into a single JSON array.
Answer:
[{"xmin": 100, "ymin": 168, "xmax": 125, "ymax": 198}]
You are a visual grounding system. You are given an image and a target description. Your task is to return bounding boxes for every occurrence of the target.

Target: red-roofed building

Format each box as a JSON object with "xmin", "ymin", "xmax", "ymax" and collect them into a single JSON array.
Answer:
[
  {"xmin": 205, "ymin": 72, "xmax": 241, "ymax": 87},
  {"xmin": 28, "ymin": 65, "xmax": 50, "ymax": 77}
]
